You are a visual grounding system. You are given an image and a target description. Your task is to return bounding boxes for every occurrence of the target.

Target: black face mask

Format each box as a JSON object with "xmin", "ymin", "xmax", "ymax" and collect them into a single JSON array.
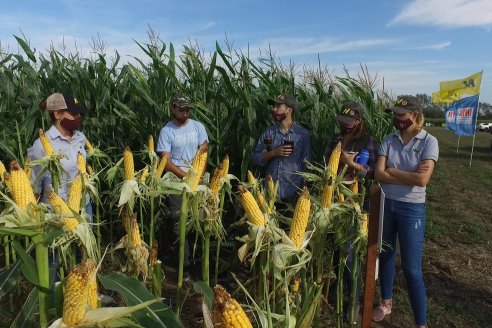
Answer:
[
  {"xmin": 393, "ymin": 117, "xmax": 413, "ymax": 131},
  {"xmin": 340, "ymin": 123, "xmax": 359, "ymax": 135},
  {"xmin": 271, "ymin": 112, "xmax": 287, "ymax": 123},
  {"xmin": 60, "ymin": 117, "xmax": 82, "ymax": 131}
]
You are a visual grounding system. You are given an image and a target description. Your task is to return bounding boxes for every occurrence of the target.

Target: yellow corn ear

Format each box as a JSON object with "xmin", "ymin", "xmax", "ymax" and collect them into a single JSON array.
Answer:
[
  {"xmin": 149, "ymin": 240, "xmax": 158, "ymax": 266},
  {"xmin": 327, "ymin": 141, "xmax": 342, "ymax": 178},
  {"xmin": 267, "ymin": 174, "xmax": 275, "ymax": 197},
  {"xmin": 289, "ymin": 187, "xmax": 311, "ymax": 250},
  {"xmin": 8, "ymin": 161, "xmax": 37, "ymax": 210},
  {"xmin": 221, "ymin": 155, "xmax": 229, "ymax": 179},
  {"xmin": 47, "ymin": 189, "xmax": 79, "ymax": 231},
  {"xmin": 147, "ymin": 135, "xmax": 155, "ymax": 153},
  {"xmin": 321, "ymin": 180, "xmax": 334, "ymax": 208},
  {"xmin": 361, "ymin": 213, "xmax": 368, "ymax": 237},
  {"xmin": 0, "ymin": 160, "xmax": 6, "ymax": 181},
  {"xmin": 86, "ymin": 164, "xmax": 94, "ymax": 175},
  {"xmin": 87, "ymin": 273, "xmax": 99, "ymax": 309},
  {"xmin": 124, "ymin": 213, "xmax": 141, "ymax": 247},
  {"xmin": 156, "ymin": 156, "xmax": 168, "ymax": 179},
  {"xmin": 123, "ymin": 146, "xmax": 135, "ymax": 180},
  {"xmin": 291, "ymin": 276, "xmax": 301, "ymax": 293},
  {"xmin": 210, "ymin": 166, "xmax": 222, "ymax": 197},
  {"xmin": 39, "ymin": 129, "xmax": 54, "ymax": 156},
  {"xmin": 24, "ymin": 156, "xmax": 32, "ymax": 179},
  {"xmin": 238, "ymin": 186, "xmax": 265, "ymax": 226},
  {"xmin": 247, "ymin": 170, "xmax": 256, "ymax": 186},
  {"xmin": 212, "ymin": 285, "xmax": 253, "ymax": 328},
  {"xmin": 62, "ymin": 259, "xmax": 95, "ymax": 325},
  {"xmin": 68, "ymin": 173, "xmax": 82, "ymax": 213},
  {"xmin": 140, "ymin": 166, "xmax": 149, "ymax": 183},
  {"xmin": 350, "ymin": 180, "xmax": 359, "ymax": 194},
  {"xmin": 338, "ymin": 190, "xmax": 345, "ymax": 203},
  {"xmin": 187, "ymin": 143, "xmax": 208, "ymax": 192},
  {"xmin": 77, "ymin": 152, "xmax": 86, "ymax": 174},
  {"xmin": 85, "ymin": 139, "xmax": 95, "ymax": 153}
]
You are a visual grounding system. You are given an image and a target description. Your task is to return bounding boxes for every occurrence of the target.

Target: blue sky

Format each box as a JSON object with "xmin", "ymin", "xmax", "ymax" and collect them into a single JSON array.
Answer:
[{"xmin": 1, "ymin": 0, "xmax": 491, "ymax": 102}]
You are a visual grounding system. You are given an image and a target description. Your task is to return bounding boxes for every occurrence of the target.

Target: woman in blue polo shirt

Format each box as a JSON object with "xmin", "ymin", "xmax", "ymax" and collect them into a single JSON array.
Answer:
[{"xmin": 373, "ymin": 96, "xmax": 438, "ymax": 328}]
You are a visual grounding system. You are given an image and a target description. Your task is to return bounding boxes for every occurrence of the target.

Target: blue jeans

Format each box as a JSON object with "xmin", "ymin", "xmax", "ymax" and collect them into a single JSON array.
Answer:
[{"xmin": 379, "ymin": 198, "xmax": 426, "ymax": 326}]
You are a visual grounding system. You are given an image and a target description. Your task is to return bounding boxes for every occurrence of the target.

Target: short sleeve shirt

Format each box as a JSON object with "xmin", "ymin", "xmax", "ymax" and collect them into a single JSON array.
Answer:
[
  {"xmin": 156, "ymin": 119, "xmax": 208, "ymax": 170},
  {"xmin": 28, "ymin": 125, "xmax": 87, "ymax": 204},
  {"xmin": 378, "ymin": 130, "xmax": 439, "ymax": 203}
]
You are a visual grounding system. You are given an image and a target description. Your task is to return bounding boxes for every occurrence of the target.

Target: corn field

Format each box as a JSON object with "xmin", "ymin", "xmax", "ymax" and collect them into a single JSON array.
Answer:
[{"xmin": 0, "ymin": 35, "xmax": 396, "ymax": 327}]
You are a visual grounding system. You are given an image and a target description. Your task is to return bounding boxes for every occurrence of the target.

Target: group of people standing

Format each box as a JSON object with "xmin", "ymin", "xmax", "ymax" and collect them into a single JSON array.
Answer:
[{"xmin": 28, "ymin": 91, "xmax": 437, "ymax": 327}]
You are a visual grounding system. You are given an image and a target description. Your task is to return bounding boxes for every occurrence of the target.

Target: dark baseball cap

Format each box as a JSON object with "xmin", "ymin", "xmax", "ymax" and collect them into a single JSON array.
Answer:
[
  {"xmin": 45, "ymin": 93, "xmax": 87, "ymax": 114},
  {"xmin": 336, "ymin": 102, "xmax": 363, "ymax": 124},
  {"xmin": 386, "ymin": 96, "xmax": 422, "ymax": 114},
  {"xmin": 267, "ymin": 94, "xmax": 297, "ymax": 110},
  {"xmin": 172, "ymin": 93, "xmax": 193, "ymax": 108}
]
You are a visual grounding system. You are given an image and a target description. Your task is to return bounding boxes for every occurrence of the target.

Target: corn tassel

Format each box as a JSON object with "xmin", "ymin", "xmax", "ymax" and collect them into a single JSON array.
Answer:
[
  {"xmin": 156, "ymin": 156, "xmax": 167, "ymax": 179},
  {"xmin": 77, "ymin": 152, "xmax": 86, "ymax": 174},
  {"xmin": 147, "ymin": 135, "xmax": 155, "ymax": 153},
  {"xmin": 85, "ymin": 139, "xmax": 95, "ymax": 153},
  {"xmin": 39, "ymin": 129, "xmax": 54, "ymax": 156},
  {"xmin": 321, "ymin": 180, "xmax": 334, "ymax": 208},
  {"xmin": 212, "ymin": 285, "xmax": 253, "ymax": 328},
  {"xmin": 8, "ymin": 161, "xmax": 37, "ymax": 210},
  {"xmin": 62, "ymin": 259, "xmax": 95, "ymax": 325},
  {"xmin": 123, "ymin": 146, "xmax": 135, "ymax": 180},
  {"xmin": 238, "ymin": 186, "xmax": 265, "ymax": 226},
  {"xmin": 47, "ymin": 189, "xmax": 79, "ymax": 231},
  {"xmin": 289, "ymin": 187, "xmax": 311, "ymax": 250},
  {"xmin": 327, "ymin": 141, "xmax": 342, "ymax": 178},
  {"xmin": 67, "ymin": 173, "xmax": 82, "ymax": 213}
]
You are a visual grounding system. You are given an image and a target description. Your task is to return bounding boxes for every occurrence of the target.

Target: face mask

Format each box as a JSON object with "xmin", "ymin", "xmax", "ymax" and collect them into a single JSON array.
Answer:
[
  {"xmin": 271, "ymin": 112, "xmax": 287, "ymax": 123},
  {"xmin": 393, "ymin": 117, "xmax": 413, "ymax": 131},
  {"xmin": 174, "ymin": 114, "xmax": 188, "ymax": 124},
  {"xmin": 340, "ymin": 123, "xmax": 358, "ymax": 134},
  {"xmin": 60, "ymin": 117, "xmax": 82, "ymax": 131}
]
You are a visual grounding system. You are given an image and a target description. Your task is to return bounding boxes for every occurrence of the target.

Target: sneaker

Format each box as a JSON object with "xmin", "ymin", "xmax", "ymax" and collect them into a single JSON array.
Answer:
[
  {"xmin": 346, "ymin": 304, "xmax": 361, "ymax": 324},
  {"xmin": 372, "ymin": 300, "xmax": 392, "ymax": 322},
  {"xmin": 99, "ymin": 293, "xmax": 115, "ymax": 306}
]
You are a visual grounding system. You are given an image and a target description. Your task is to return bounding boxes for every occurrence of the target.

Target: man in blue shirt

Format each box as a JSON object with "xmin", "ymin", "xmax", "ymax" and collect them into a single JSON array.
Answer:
[
  {"xmin": 252, "ymin": 94, "xmax": 312, "ymax": 204},
  {"xmin": 156, "ymin": 93, "xmax": 208, "ymax": 278}
]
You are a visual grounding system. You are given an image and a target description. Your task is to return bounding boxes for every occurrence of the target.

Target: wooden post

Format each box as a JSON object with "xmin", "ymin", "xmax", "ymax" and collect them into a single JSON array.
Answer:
[{"xmin": 361, "ymin": 184, "xmax": 381, "ymax": 328}]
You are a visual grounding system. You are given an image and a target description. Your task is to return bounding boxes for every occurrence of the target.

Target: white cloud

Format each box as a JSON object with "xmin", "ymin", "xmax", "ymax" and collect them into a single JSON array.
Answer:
[
  {"xmin": 390, "ymin": 0, "xmax": 492, "ymax": 28},
  {"xmin": 398, "ymin": 41, "xmax": 452, "ymax": 51},
  {"xmin": 247, "ymin": 37, "xmax": 395, "ymax": 58}
]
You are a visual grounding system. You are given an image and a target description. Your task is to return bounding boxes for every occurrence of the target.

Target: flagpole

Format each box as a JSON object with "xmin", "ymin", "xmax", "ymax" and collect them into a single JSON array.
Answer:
[{"xmin": 469, "ymin": 95, "xmax": 480, "ymax": 167}]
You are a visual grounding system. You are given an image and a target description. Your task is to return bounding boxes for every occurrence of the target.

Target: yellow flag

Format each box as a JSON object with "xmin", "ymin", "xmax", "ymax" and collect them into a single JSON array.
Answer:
[
  {"xmin": 440, "ymin": 71, "xmax": 482, "ymax": 99},
  {"xmin": 432, "ymin": 91, "xmax": 459, "ymax": 104}
]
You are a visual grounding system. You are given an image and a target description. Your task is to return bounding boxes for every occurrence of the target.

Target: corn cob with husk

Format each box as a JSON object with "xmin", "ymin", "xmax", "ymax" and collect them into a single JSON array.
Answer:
[
  {"xmin": 238, "ymin": 186, "xmax": 265, "ymax": 226},
  {"xmin": 77, "ymin": 152, "xmax": 86, "ymax": 174},
  {"xmin": 123, "ymin": 146, "xmax": 135, "ymax": 180},
  {"xmin": 155, "ymin": 156, "xmax": 167, "ymax": 179},
  {"xmin": 186, "ymin": 143, "xmax": 208, "ymax": 192},
  {"xmin": 87, "ymin": 270, "xmax": 99, "ymax": 310},
  {"xmin": 266, "ymin": 174, "xmax": 275, "ymax": 198},
  {"xmin": 289, "ymin": 187, "xmax": 311, "ymax": 250},
  {"xmin": 149, "ymin": 240, "xmax": 158, "ymax": 266},
  {"xmin": 67, "ymin": 173, "xmax": 82, "ymax": 213},
  {"xmin": 321, "ymin": 180, "xmax": 334, "ymax": 208},
  {"xmin": 140, "ymin": 166, "xmax": 149, "ymax": 183},
  {"xmin": 39, "ymin": 129, "xmax": 54, "ymax": 156},
  {"xmin": 85, "ymin": 139, "xmax": 95, "ymax": 153},
  {"xmin": 0, "ymin": 160, "xmax": 6, "ymax": 181},
  {"xmin": 47, "ymin": 189, "xmax": 79, "ymax": 231},
  {"xmin": 327, "ymin": 141, "xmax": 342, "ymax": 178},
  {"xmin": 247, "ymin": 170, "xmax": 256, "ymax": 187},
  {"xmin": 338, "ymin": 190, "xmax": 345, "ymax": 204},
  {"xmin": 350, "ymin": 179, "xmax": 359, "ymax": 194},
  {"xmin": 360, "ymin": 213, "xmax": 368, "ymax": 238},
  {"xmin": 24, "ymin": 156, "xmax": 32, "ymax": 179},
  {"xmin": 86, "ymin": 164, "xmax": 94, "ymax": 175},
  {"xmin": 147, "ymin": 135, "xmax": 155, "ymax": 153},
  {"xmin": 210, "ymin": 155, "xmax": 229, "ymax": 197},
  {"xmin": 126, "ymin": 214, "xmax": 142, "ymax": 247},
  {"xmin": 212, "ymin": 285, "xmax": 253, "ymax": 328},
  {"xmin": 62, "ymin": 259, "xmax": 96, "ymax": 325},
  {"xmin": 6, "ymin": 161, "xmax": 37, "ymax": 210}
]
